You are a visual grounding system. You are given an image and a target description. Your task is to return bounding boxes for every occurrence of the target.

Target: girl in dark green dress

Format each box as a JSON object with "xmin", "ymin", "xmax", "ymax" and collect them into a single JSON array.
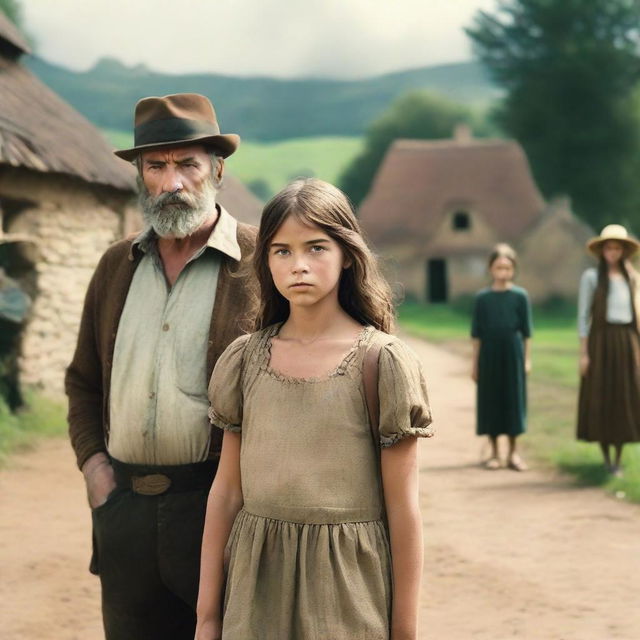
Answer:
[{"xmin": 471, "ymin": 244, "xmax": 533, "ymax": 471}]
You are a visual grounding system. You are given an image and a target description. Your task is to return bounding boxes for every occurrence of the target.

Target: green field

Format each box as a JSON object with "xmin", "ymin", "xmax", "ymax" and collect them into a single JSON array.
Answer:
[
  {"xmin": 226, "ymin": 136, "xmax": 363, "ymax": 200},
  {"xmin": 103, "ymin": 128, "xmax": 134, "ymax": 150},
  {"xmin": 102, "ymin": 130, "xmax": 363, "ymax": 200},
  {"xmin": 398, "ymin": 301, "xmax": 640, "ymax": 502},
  {"xmin": 0, "ymin": 393, "xmax": 66, "ymax": 466}
]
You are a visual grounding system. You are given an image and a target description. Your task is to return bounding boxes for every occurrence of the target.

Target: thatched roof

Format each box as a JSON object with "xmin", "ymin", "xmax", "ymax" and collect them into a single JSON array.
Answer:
[
  {"xmin": 217, "ymin": 174, "xmax": 263, "ymax": 226},
  {"xmin": 0, "ymin": 13, "xmax": 135, "ymax": 192},
  {"xmin": 0, "ymin": 11, "xmax": 30, "ymax": 57},
  {"xmin": 0, "ymin": 13, "xmax": 262, "ymax": 222},
  {"xmin": 359, "ymin": 136, "xmax": 545, "ymax": 247}
]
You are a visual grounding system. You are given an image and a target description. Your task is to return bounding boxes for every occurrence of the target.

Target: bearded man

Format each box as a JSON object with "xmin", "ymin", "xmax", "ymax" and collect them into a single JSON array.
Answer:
[{"xmin": 65, "ymin": 94, "xmax": 257, "ymax": 640}]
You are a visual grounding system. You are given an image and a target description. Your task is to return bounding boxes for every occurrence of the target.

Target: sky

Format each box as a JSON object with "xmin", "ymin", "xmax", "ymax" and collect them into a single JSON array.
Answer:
[{"xmin": 21, "ymin": 0, "xmax": 497, "ymax": 79}]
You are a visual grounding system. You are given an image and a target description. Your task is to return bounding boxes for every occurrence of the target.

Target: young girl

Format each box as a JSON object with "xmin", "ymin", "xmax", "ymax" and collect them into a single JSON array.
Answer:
[
  {"xmin": 577, "ymin": 224, "xmax": 640, "ymax": 477},
  {"xmin": 195, "ymin": 178, "xmax": 433, "ymax": 640},
  {"xmin": 471, "ymin": 243, "xmax": 532, "ymax": 471}
]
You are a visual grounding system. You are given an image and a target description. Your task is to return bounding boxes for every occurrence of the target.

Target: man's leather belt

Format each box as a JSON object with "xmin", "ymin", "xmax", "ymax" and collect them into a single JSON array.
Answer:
[
  {"xmin": 111, "ymin": 457, "xmax": 218, "ymax": 496},
  {"xmin": 131, "ymin": 474, "xmax": 172, "ymax": 496}
]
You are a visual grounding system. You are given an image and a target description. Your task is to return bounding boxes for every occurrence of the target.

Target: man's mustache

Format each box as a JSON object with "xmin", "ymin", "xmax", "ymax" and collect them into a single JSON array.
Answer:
[{"xmin": 148, "ymin": 191, "xmax": 196, "ymax": 209}]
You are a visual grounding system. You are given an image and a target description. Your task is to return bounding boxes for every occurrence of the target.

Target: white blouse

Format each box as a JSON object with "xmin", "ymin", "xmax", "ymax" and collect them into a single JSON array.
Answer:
[{"xmin": 578, "ymin": 268, "xmax": 633, "ymax": 337}]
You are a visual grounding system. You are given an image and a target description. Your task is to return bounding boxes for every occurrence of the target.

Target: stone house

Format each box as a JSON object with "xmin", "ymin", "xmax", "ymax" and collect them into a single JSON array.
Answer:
[
  {"xmin": 0, "ymin": 14, "xmax": 261, "ymax": 397},
  {"xmin": 358, "ymin": 129, "xmax": 594, "ymax": 303}
]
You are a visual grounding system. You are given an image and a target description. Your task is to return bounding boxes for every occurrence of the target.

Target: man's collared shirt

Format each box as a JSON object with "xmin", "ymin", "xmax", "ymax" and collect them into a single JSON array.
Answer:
[{"xmin": 108, "ymin": 206, "xmax": 240, "ymax": 465}]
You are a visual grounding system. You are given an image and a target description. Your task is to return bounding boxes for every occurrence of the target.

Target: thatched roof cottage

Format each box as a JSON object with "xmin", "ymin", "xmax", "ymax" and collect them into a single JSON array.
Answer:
[
  {"xmin": 0, "ymin": 13, "xmax": 261, "ymax": 396},
  {"xmin": 358, "ymin": 128, "xmax": 593, "ymax": 303}
]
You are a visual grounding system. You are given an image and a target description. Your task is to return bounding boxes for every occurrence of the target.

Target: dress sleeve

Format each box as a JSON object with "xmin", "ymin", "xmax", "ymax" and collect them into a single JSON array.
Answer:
[
  {"xmin": 377, "ymin": 340, "xmax": 434, "ymax": 447},
  {"xmin": 471, "ymin": 292, "xmax": 482, "ymax": 338},
  {"xmin": 520, "ymin": 289, "xmax": 533, "ymax": 338},
  {"xmin": 577, "ymin": 269, "xmax": 596, "ymax": 338},
  {"xmin": 207, "ymin": 333, "xmax": 251, "ymax": 432}
]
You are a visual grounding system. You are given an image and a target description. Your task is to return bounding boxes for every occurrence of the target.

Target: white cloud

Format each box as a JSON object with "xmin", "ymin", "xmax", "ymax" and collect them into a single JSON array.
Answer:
[{"xmin": 21, "ymin": 0, "xmax": 496, "ymax": 78}]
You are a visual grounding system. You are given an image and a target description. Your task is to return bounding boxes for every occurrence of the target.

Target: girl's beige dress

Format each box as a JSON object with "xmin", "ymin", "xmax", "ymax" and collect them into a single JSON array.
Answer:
[{"xmin": 208, "ymin": 324, "xmax": 433, "ymax": 640}]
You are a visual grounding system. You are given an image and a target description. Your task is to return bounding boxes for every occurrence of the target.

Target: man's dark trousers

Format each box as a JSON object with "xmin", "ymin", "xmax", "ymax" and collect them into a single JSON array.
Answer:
[{"xmin": 91, "ymin": 458, "xmax": 217, "ymax": 640}]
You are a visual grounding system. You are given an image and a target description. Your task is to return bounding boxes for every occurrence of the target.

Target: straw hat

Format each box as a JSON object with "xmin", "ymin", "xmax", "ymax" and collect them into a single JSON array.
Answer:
[
  {"xmin": 586, "ymin": 224, "xmax": 640, "ymax": 256},
  {"xmin": 114, "ymin": 93, "xmax": 240, "ymax": 161}
]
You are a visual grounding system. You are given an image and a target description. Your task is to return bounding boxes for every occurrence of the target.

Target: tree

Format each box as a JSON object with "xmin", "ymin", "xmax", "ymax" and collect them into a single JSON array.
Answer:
[
  {"xmin": 0, "ymin": 0, "xmax": 23, "ymax": 27},
  {"xmin": 0, "ymin": 0, "xmax": 34, "ymax": 49},
  {"xmin": 467, "ymin": 0, "xmax": 640, "ymax": 231},
  {"xmin": 246, "ymin": 178, "xmax": 271, "ymax": 202},
  {"xmin": 339, "ymin": 91, "xmax": 485, "ymax": 206}
]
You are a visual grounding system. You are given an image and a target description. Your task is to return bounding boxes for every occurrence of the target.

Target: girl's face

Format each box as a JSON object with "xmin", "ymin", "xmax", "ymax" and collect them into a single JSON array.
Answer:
[
  {"xmin": 489, "ymin": 256, "xmax": 515, "ymax": 284},
  {"xmin": 268, "ymin": 214, "xmax": 349, "ymax": 311},
  {"xmin": 601, "ymin": 240, "xmax": 624, "ymax": 267}
]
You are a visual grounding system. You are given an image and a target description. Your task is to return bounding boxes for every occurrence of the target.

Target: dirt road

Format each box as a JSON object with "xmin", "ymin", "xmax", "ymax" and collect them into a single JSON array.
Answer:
[{"xmin": 0, "ymin": 336, "xmax": 638, "ymax": 639}]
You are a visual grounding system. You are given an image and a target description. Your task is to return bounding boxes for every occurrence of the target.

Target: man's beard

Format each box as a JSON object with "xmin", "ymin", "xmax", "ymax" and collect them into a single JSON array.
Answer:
[{"xmin": 138, "ymin": 176, "xmax": 218, "ymax": 239}]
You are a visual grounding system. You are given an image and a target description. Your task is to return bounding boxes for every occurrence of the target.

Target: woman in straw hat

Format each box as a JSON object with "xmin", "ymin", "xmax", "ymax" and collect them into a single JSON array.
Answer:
[{"xmin": 577, "ymin": 224, "xmax": 640, "ymax": 476}]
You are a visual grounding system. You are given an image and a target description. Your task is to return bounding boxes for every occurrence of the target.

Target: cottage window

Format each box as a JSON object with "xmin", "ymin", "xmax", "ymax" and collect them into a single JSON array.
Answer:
[{"xmin": 452, "ymin": 211, "xmax": 471, "ymax": 231}]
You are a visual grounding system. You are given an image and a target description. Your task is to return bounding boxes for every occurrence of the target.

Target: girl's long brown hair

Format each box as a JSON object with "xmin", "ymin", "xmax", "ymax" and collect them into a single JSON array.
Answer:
[
  {"xmin": 253, "ymin": 178, "xmax": 395, "ymax": 333},
  {"xmin": 593, "ymin": 251, "xmax": 638, "ymax": 324}
]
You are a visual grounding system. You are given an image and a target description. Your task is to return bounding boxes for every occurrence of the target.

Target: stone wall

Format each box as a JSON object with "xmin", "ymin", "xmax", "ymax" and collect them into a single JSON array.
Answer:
[
  {"xmin": 0, "ymin": 169, "xmax": 132, "ymax": 395},
  {"xmin": 374, "ymin": 198, "xmax": 595, "ymax": 304}
]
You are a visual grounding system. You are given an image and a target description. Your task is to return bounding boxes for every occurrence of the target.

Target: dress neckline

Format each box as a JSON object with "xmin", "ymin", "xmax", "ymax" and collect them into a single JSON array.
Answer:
[
  {"xmin": 490, "ymin": 285, "xmax": 514, "ymax": 293},
  {"xmin": 261, "ymin": 323, "xmax": 373, "ymax": 384}
]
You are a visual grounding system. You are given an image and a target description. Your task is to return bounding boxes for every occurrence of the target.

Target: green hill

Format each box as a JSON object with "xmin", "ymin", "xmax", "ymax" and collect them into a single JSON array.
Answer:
[
  {"xmin": 26, "ymin": 56, "xmax": 499, "ymax": 142},
  {"xmin": 102, "ymin": 129, "xmax": 363, "ymax": 200}
]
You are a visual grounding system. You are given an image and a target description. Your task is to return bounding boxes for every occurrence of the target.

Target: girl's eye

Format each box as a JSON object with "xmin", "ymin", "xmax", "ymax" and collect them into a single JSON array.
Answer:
[
  {"xmin": 274, "ymin": 249, "xmax": 290, "ymax": 256},
  {"xmin": 310, "ymin": 245, "xmax": 326, "ymax": 253}
]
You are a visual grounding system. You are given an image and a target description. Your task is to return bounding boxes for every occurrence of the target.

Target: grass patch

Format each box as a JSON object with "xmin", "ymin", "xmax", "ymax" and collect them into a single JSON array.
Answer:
[
  {"xmin": 226, "ymin": 136, "xmax": 363, "ymax": 199},
  {"xmin": 0, "ymin": 391, "xmax": 67, "ymax": 466},
  {"xmin": 102, "ymin": 128, "xmax": 133, "ymax": 150},
  {"xmin": 553, "ymin": 442, "xmax": 640, "ymax": 502},
  {"xmin": 398, "ymin": 302, "xmax": 470, "ymax": 343},
  {"xmin": 398, "ymin": 300, "xmax": 640, "ymax": 503},
  {"xmin": 100, "ymin": 130, "xmax": 363, "ymax": 201}
]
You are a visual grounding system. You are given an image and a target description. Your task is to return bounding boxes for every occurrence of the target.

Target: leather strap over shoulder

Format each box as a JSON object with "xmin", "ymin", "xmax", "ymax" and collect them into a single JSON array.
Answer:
[
  {"xmin": 363, "ymin": 336, "xmax": 392, "ymax": 528},
  {"xmin": 363, "ymin": 341, "xmax": 383, "ymax": 449},
  {"xmin": 239, "ymin": 330, "xmax": 263, "ymax": 388}
]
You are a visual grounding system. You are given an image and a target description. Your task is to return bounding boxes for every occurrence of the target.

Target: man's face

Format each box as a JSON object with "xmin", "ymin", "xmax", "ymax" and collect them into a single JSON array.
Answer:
[
  {"xmin": 137, "ymin": 145, "xmax": 223, "ymax": 238},
  {"xmin": 141, "ymin": 145, "xmax": 212, "ymax": 196}
]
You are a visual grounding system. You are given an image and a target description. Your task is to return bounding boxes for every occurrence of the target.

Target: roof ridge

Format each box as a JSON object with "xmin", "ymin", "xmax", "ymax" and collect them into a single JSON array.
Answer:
[
  {"xmin": 0, "ymin": 57, "xmax": 135, "ymax": 191},
  {"xmin": 393, "ymin": 137, "xmax": 516, "ymax": 150}
]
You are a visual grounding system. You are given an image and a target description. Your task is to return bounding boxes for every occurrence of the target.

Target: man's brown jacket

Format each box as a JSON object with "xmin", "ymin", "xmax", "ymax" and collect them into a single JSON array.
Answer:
[{"xmin": 65, "ymin": 222, "xmax": 257, "ymax": 469}]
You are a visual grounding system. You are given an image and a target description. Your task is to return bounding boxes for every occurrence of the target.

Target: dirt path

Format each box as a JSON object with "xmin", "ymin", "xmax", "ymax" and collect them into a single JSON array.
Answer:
[{"xmin": 1, "ymin": 336, "xmax": 638, "ymax": 639}]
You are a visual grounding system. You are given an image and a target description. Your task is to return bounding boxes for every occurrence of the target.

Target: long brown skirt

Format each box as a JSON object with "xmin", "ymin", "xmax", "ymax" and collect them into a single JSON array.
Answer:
[{"xmin": 577, "ymin": 323, "xmax": 640, "ymax": 444}]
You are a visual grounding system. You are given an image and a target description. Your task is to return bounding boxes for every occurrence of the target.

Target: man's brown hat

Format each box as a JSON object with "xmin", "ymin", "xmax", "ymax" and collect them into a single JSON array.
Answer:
[{"xmin": 114, "ymin": 93, "xmax": 240, "ymax": 161}]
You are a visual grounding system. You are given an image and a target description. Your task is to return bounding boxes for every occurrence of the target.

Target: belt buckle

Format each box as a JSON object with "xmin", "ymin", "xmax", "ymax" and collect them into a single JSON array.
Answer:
[{"xmin": 132, "ymin": 473, "xmax": 172, "ymax": 496}]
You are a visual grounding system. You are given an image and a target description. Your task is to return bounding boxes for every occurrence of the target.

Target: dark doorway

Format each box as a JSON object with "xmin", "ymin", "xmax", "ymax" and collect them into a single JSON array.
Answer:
[
  {"xmin": 0, "ymin": 241, "xmax": 35, "ymax": 411},
  {"xmin": 427, "ymin": 259, "xmax": 448, "ymax": 302}
]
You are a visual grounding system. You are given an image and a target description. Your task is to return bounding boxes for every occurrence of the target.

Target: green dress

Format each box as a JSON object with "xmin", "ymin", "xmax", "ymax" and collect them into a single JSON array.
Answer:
[
  {"xmin": 207, "ymin": 324, "xmax": 433, "ymax": 640},
  {"xmin": 471, "ymin": 286, "xmax": 533, "ymax": 437}
]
